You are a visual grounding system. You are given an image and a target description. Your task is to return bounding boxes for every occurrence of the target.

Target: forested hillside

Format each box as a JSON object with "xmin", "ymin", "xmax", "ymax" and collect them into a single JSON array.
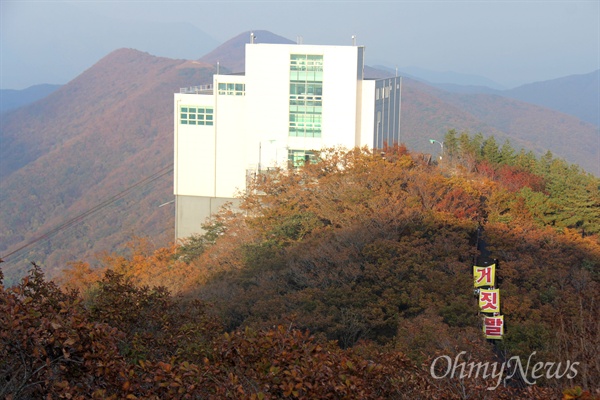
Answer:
[
  {"xmin": 2, "ymin": 136, "xmax": 597, "ymax": 398},
  {"xmin": 0, "ymin": 49, "xmax": 216, "ymax": 283}
]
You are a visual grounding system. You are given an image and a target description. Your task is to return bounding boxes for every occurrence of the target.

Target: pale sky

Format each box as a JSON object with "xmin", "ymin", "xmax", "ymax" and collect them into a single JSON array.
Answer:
[{"xmin": 1, "ymin": 0, "xmax": 599, "ymax": 89}]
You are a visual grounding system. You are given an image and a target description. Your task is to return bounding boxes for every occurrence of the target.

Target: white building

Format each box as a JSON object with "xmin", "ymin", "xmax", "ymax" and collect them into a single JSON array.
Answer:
[{"xmin": 174, "ymin": 37, "xmax": 402, "ymax": 239}]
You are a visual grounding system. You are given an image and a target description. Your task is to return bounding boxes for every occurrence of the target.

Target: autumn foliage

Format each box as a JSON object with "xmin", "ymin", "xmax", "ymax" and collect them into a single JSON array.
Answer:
[
  {"xmin": 2, "ymin": 138, "xmax": 599, "ymax": 398},
  {"xmin": 1, "ymin": 265, "xmax": 566, "ymax": 399}
]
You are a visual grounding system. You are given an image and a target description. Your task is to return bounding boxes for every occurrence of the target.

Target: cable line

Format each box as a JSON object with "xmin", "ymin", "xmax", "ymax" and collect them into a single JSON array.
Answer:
[{"xmin": 0, "ymin": 164, "xmax": 173, "ymax": 263}]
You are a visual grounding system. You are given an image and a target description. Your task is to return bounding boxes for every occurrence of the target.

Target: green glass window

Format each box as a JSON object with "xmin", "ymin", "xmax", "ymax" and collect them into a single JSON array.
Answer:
[
  {"xmin": 289, "ymin": 54, "xmax": 323, "ymax": 138},
  {"xmin": 288, "ymin": 149, "xmax": 318, "ymax": 168},
  {"xmin": 180, "ymin": 105, "xmax": 214, "ymax": 126},
  {"xmin": 290, "ymin": 54, "xmax": 323, "ymax": 72},
  {"xmin": 218, "ymin": 82, "xmax": 245, "ymax": 96}
]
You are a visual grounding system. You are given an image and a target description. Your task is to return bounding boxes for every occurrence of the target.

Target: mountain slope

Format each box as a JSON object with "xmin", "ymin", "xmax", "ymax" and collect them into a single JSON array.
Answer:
[
  {"xmin": 390, "ymin": 78, "xmax": 509, "ymax": 150},
  {"xmin": 503, "ymin": 70, "xmax": 600, "ymax": 126},
  {"xmin": 395, "ymin": 65, "xmax": 506, "ymax": 89},
  {"xmin": 0, "ymin": 49, "xmax": 215, "ymax": 282},
  {"xmin": 412, "ymin": 80, "xmax": 599, "ymax": 174},
  {"xmin": 426, "ymin": 70, "xmax": 599, "ymax": 128},
  {"xmin": 0, "ymin": 84, "xmax": 62, "ymax": 114}
]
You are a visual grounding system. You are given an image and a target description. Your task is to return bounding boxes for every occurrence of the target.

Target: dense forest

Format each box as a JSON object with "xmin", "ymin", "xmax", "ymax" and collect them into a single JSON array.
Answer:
[{"xmin": 1, "ymin": 132, "xmax": 598, "ymax": 399}]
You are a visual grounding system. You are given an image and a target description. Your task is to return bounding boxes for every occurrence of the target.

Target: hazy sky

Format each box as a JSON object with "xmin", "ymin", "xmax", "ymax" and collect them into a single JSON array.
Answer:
[{"xmin": 1, "ymin": 0, "xmax": 599, "ymax": 89}]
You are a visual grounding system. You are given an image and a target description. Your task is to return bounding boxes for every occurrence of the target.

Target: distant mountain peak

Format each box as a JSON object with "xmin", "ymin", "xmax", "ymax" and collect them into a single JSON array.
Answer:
[
  {"xmin": 199, "ymin": 30, "xmax": 294, "ymax": 73},
  {"xmin": 97, "ymin": 47, "xmax": 170, "ymax": 64}
]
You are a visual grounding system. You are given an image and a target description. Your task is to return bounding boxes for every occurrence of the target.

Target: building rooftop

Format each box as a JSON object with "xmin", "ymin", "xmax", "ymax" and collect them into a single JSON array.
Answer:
[{"xmin": 180, "ymin": 84, "xmax": 213, "ymax": 94}]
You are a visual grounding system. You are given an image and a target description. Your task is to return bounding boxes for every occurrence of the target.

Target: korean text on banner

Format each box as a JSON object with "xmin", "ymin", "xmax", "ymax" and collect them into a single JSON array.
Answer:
[
  {"xmin": 483, "ymin": 315, "xmax": 504, "ymax": 339},
  {"xmin": 479, "ymin": 289, "xmax": 500, "ymax": 313},
  {"xmin": 474, "ymin": 264, "xmax": 495, "ymax": 287}
]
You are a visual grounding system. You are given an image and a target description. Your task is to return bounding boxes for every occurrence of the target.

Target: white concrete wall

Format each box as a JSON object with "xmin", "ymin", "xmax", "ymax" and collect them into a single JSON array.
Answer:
[
  {"xmin": 245, "ymin": 44, "xmax": 293, "ymax": 170},
  {"xmin": 213, "ymin": 74, "xmax": 248, "ymax": 197},
  {"xmin": 174, "ymin": 93, "xmax": 216, "ymax": 197},
  {"xmin": 320, "ymin": 46, "xmax": 360, "ymax": 149}
]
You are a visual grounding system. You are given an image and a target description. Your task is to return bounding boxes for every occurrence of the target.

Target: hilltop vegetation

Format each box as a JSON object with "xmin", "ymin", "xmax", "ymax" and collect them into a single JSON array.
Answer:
[{"xmin": 2, "ymin": 135, "xmax": 598, "ymax": 398}]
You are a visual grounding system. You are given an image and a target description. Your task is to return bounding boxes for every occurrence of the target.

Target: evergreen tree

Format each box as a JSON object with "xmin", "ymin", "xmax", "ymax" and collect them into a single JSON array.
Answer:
[
  {"xmin": 498, "ymin": 139, "xmax": 516, "ymax": 165},
  {"xmin": 443, "ymin": 129, "xmax": 459, "ymax": 159},
  {"xmin": 481, "ymin": 136, "xmax": 500, "ymax": 164}
]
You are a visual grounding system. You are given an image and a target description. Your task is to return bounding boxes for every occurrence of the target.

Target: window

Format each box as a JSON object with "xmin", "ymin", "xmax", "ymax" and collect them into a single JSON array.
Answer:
[
  {"xmin": 290, "ymin": 54, "xmax": 323, "ymax": 72},
  {"xmin": 180, "ymin": 106, "xmax": 214, "ymax": 126},
  {"xmin": 218, "ymin": 82, "xmax": 245, "ymax": 96},
  {"xmin": 289, "ymin": 113, "xmax": 322, "ymax": 137},
  {"xmin": 288, "ymin": 149, "xmax": 317, "ymax": 168},
  {"xmin": 289, "ymin": 54, "xmax": 323, "ymax": 138}
]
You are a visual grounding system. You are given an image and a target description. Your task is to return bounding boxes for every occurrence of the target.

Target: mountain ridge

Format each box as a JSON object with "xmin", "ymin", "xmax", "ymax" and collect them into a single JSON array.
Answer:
[
  {"xmin": 0, "ymin": 84, "xmax": 62, "ymax": 114},
  {"xmin": 502, "ymin": 70, "xmax": 599, "ymax": 126},
  {"xmin": 408, "ymin": 69, "xmax": 599, "ymax": 127}
]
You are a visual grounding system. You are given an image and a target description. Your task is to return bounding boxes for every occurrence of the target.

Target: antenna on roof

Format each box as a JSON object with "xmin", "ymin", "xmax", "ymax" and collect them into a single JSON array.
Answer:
[
  {"xmin": 250, "ymin": 32, "xmax": 256, "ymax": 44},
  {"xmin": 217, "ymin": 61, "xmax": 220, "ymax": 75},
  {"xmin": 297, "ymin": 35, "xmax": 303, "ymax": 45},
  {"xmin": 351, "ymin": 35, "xmax": 356, "ymax": 46}
]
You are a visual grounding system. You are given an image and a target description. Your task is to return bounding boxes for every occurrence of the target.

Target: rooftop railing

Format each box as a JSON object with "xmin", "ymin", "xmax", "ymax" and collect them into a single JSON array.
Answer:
[{"xmin": 180, "ymin": 84, "xmax": 213, "ymax": 94}]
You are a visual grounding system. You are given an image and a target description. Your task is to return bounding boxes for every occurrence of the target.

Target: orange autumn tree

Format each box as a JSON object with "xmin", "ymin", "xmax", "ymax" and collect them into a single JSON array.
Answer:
[{"xmin": 60, "ymin": 236, "xmax": 205, "ymax": 296}]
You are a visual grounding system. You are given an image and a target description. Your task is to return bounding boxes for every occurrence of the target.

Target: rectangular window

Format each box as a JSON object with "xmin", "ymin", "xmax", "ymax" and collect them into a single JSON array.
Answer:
[
  {"xmin": 289, "ymin": 54, "xmax": 323, "ymax": 138},
  {"xmin": 180, "ymin": 105, "xmax": 214, "ymax": 126},
  {"xmin": 218, "ymin": 82, "xmax": 245, "ymax": 96},
  {"xmin": 288, "ymin": 149, "xmax": 318, "ymax": 168}
]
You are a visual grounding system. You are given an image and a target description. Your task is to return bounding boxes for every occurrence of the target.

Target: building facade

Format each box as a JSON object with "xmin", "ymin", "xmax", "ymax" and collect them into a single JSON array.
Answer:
[{"xmin": 174, "ymin": 40, "xmax": 401, "ymax": 239}]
